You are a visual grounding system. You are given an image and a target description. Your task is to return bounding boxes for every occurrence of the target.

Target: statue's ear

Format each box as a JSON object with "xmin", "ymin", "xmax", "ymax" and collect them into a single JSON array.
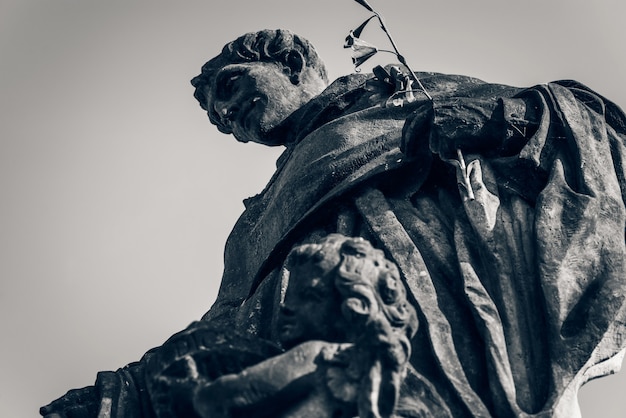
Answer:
[{"xmin": 284, "ymin": 50, "xmax": 305, "ymax": 85}]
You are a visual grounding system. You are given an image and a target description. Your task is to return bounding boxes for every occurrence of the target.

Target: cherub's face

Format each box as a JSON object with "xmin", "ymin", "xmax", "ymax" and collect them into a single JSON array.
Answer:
[
  {"xmin": 204, "ymin": 61, "xmax": 320, "ymax": 145},
  {"xmin": 277, "ymin": 262, "xmax": 343, "ymax": 348}
]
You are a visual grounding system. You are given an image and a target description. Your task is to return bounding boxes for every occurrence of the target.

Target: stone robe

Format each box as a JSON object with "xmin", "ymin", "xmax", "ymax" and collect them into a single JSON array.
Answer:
[
  {"xmin": 42, "ymin": 70, "xmax": 626, "ymax": 418},
  {"xmin": 204, "ymin": 71, "xmax": 626, "ymax": 417}
]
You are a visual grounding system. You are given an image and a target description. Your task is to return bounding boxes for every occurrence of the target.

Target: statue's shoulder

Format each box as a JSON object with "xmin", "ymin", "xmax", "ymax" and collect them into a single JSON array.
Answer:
[{"xmin": 414, "ymin": 71, "xmax": 524, "ymax": 99}]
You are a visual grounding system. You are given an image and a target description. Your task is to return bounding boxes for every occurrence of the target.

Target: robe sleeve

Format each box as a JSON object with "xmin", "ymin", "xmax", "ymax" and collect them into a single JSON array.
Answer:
[
  {"xmin": 395, "ymin": 81, "xmax": 626, "ymax": 416},
  {"xmin": 402, "ymin": 94, "xmax": 541, "ymax": 161}
]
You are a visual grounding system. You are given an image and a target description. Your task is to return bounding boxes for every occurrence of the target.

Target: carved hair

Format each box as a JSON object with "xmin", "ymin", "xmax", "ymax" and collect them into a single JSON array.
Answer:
[
  {"xmin": 286, "ymin": 234, "xmax": 419, "ymax": 418},
  {"xmin": 286, "ymin": 234, "xmax": 418, "ymax": 346},
  {"xmin": 191, "ymin": 29, "xmax": 328, "ymax": 131}
]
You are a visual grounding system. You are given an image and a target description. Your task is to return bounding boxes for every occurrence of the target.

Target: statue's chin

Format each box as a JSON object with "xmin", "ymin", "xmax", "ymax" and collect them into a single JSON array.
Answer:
[
  {"xmin": 252, "ymin": 130, "xmax": 286, "ymax": 146},
  {"xmin": 231, "ymin": 122, "xmax": 284, "ymax": 146}
]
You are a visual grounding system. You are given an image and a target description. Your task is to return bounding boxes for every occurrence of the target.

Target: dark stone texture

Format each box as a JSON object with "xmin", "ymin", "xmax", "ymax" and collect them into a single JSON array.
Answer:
[{"xmin": 42, "ymin": 29, "xmax": 626, "ymax": 418}]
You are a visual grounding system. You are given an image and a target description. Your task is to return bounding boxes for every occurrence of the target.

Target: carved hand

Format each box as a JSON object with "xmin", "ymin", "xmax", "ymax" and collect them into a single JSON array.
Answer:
[{"xmin": 39, "ymin": 386, "xmax": 98, "ymax": 418}]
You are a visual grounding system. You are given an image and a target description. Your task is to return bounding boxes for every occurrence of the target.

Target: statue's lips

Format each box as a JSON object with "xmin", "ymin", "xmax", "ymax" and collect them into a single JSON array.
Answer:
[{"xmin": 238, "ymin": 97, "xmax": 265, "ymax": 137}]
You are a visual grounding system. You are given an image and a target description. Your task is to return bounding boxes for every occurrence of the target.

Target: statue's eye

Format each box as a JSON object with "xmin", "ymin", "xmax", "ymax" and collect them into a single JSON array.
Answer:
[
  {"xmin": 216, "ymin": 71, "xmax": 243, "ymax": 99},
  {"xmin": 224, "ymin": 74, "xmax": 240, "ymax": 92}
]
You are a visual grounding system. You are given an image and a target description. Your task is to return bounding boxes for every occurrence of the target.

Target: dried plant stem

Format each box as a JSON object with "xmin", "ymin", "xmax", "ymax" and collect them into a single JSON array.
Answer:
[{"xmin": 374, "ymin": 13, "xmax": 432, "ymax": 101}]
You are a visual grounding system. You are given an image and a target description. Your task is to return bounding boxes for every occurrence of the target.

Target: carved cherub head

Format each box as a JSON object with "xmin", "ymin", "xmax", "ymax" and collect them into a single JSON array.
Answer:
[
  {"xmin": 193, "ymin": 235, "xmax": 421, "ymax": 418},
  {"xmin": 278, "ymin": 234, "xmax": 418, "ymax": 350},
  {"xmin": 191, "ymin": 29, "xmax": 329, "ymax": 146}
]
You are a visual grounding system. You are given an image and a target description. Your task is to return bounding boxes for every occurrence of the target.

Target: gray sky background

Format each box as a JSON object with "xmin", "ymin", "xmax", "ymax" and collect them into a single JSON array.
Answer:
[{"xmin": 1, "ymin": 0, "xmax": 625, "ymax": 416}]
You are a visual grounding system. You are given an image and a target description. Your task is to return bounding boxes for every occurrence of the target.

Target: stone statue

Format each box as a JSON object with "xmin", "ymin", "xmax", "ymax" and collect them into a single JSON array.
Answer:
[{"xmin": 41, "ymin": 29, "xmax": 626, "ymax": 417}]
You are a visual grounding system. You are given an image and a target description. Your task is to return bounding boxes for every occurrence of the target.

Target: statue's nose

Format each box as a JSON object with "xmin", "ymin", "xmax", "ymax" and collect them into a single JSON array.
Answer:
[{"xmin": 214, "ymin": 100, "xmax": 238, "ymax": 124}]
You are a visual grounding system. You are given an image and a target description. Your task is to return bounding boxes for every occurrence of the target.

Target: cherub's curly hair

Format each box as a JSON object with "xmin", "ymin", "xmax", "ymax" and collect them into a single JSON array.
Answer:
[
  {"xmin": 286, "ymin": 234, "xmax": 418, "ymax": 347},
  {"xmin": 191, "ymin": 29, "xmax": 328, "ymax": 133},
  {"xmin": 286, "ymin": 234, "xmax": 419, "ymax": 418}
]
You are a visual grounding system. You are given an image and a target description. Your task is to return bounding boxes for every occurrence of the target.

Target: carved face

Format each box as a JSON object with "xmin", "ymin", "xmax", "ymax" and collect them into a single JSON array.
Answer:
[
  {"xmin": 204, "ymin": 61, "xmax": 324, "ymax": 145},
  {"xmin": 278, "ymin": 262, "xmax": 344, "ymax": 348}
]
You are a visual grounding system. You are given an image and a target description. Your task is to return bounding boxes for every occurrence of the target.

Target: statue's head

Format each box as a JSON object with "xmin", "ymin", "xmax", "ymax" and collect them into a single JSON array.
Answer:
[
  {"xmin": 191, "ymin": 29, "xmax": 329, "ymax": 146},
  {"xmin": 278, "ymin": 234, "xmax": 418, "ymax": 350}
]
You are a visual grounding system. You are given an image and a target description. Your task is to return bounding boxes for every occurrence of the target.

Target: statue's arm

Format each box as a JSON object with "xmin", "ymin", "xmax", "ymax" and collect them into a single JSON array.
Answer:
[
  {"xmin": 40, "ymin": 352, "xmax": 157, "ymax": 418},
  {"xmin": 402, "ymin": 93, "xmax": 541, "ymax": 160},
  {"xmin": 193, "ymin": 340, "xmax": 332, "ymax": 418}
]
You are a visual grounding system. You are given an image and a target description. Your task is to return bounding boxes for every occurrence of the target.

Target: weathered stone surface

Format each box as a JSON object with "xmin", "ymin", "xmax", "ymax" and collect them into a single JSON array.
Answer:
[
  {"xmin": 145, "ymin": 323, "xmax": 283, "ymax": 417},
  {"xmin": 42, "ymin": 29, "xmax": 626, "ymax": 417},
  {"xmin": 194, "ymin": 234, "xmax": 443, "ymax": 418}
]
